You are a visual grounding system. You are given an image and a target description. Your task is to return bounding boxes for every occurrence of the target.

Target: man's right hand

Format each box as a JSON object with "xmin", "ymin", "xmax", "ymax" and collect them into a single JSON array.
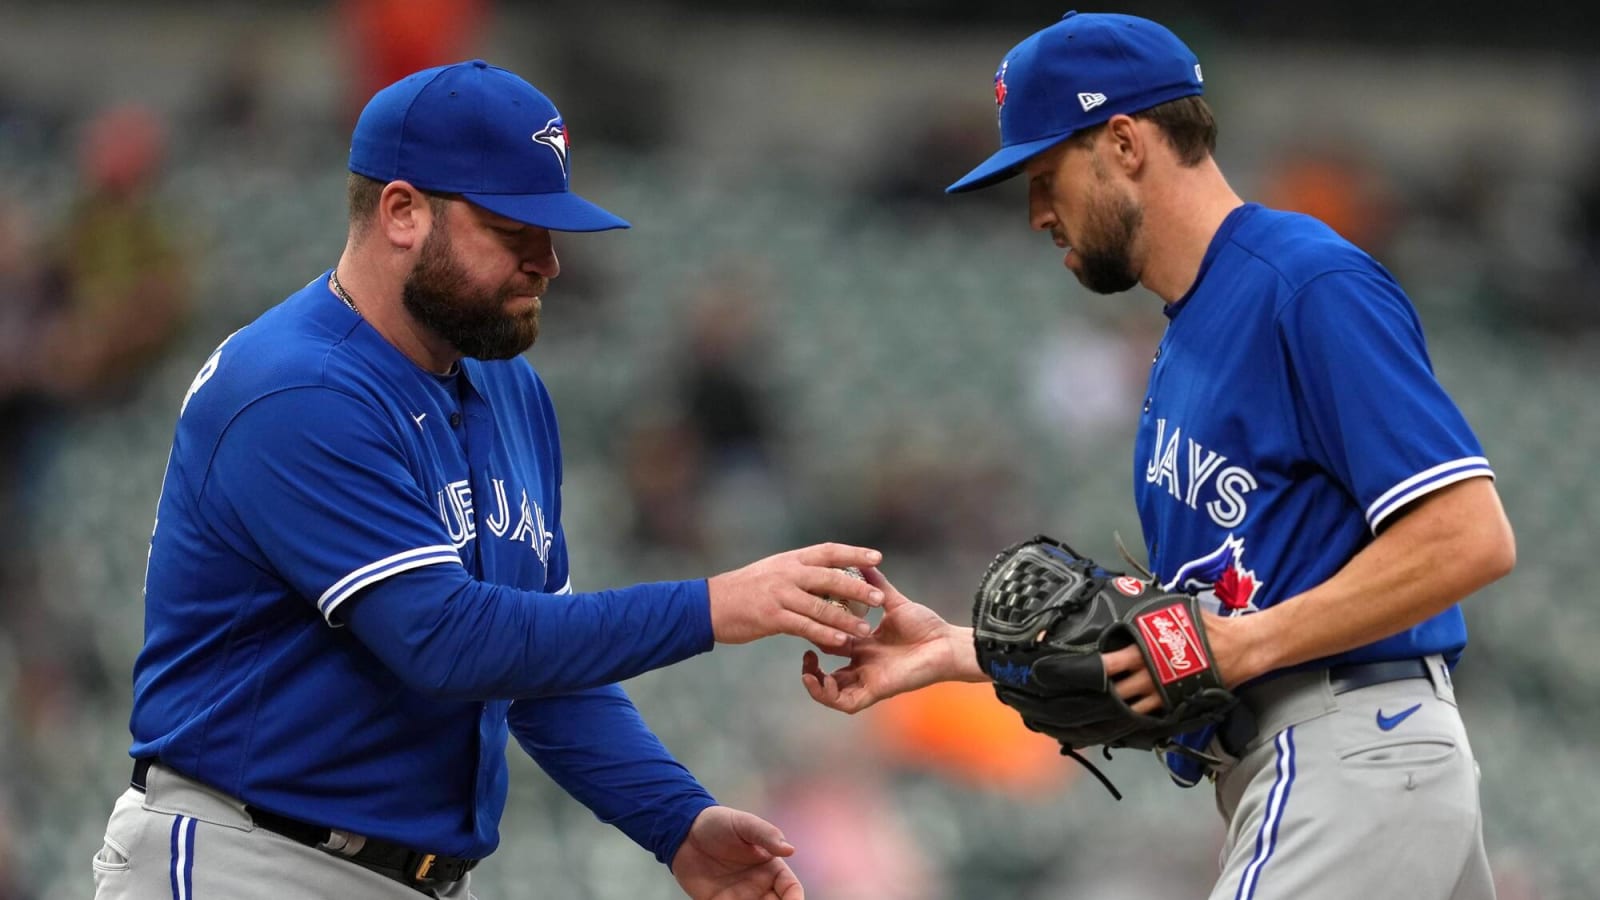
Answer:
[
  {"xmin": 707, "ymin": 543, "xmax": 885, "ymax": 650},
  {"xmin": 800, "ymin": 566, "xmax": 985, "ymax": 713}
]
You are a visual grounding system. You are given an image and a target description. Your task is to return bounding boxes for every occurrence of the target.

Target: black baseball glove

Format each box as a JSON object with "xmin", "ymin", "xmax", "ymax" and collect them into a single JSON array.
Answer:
[{"xmin": 972, "ymin": 535, "xmax": 1238, "ymax": 793}]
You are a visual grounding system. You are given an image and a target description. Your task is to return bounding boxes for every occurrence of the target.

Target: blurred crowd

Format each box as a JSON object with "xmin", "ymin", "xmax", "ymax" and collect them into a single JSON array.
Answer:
[
  {"xmin": 2, "ymin": 3, "xmax": 1599, "ymax": 899},
  {"xmin": 0, "ymin": 100, "xmax": 191, "ymax": 900}
]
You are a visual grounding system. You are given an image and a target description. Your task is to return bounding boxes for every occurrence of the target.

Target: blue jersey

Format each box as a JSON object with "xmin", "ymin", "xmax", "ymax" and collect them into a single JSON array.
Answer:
[
  {"xmin": 1134, "ymin": 204, "xmax": 1493, "ymax": 667},
  {"xmin": 130, "ymin": 272, "xmax": 716, "ymax": 861}
]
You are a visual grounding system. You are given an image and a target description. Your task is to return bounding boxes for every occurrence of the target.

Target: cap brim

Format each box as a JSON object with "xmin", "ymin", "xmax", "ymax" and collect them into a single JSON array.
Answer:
[
  {"xmin": 462, "ymin": 190, "xmax": 631, "ymax": 232},
  {"xmin": 945, "ymin": 132, "xmax": 1076, "ymax": 194}
]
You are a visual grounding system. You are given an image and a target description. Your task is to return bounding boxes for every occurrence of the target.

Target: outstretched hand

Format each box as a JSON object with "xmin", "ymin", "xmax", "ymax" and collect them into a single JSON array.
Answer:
[
  {"xmin": 708, "ymin": 543, "xmax": 885, "ymax": 653},
  {"xmin": 671, "ymin": 806, "xmax": 803, "ymax": 900},
  {"xmin": 801, "ymin": 567, "xmax": 979, "ymax": 714}
]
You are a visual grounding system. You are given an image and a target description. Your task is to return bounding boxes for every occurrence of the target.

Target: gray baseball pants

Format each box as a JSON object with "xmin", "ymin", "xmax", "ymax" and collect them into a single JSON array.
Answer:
[
  {"xmin": 91, "ymin": 762, "xmax": 474, "ymax": 900},
  {"xmin": 1208, "ymin": 654, "xmax": 1495, "ymax": 900}
]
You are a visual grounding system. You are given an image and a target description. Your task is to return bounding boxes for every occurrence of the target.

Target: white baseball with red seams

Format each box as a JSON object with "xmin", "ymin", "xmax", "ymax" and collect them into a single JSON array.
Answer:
[{"xmin": 825, "ymin": 566, "xmax": 869, "ymax": 618}]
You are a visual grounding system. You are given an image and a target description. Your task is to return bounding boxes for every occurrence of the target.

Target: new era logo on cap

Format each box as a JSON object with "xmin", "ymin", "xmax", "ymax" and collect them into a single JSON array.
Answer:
[{"xmin": 1078, "ymin": 92, "xmax": 1108, "ymax": 112}]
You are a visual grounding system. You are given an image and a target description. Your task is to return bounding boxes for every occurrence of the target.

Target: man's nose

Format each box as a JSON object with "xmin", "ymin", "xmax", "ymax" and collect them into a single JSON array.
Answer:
[
  {"xmin": 523, "ymin": 234, "xmax": 560, "ymax": 279},
  {"xmin": 1028, "ymin": 183, "xmax": 1055, "ymax": 232}
]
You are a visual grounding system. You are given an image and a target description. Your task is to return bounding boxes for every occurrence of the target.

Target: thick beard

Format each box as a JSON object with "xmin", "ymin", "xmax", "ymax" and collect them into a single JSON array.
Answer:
[
  {"xmin": 402, "ymin": 226, "xmax": 541, "ymax": 361},
  {"xmin": 1074, "ymin": 176, "xmax": 1143, "ymax": 295}
]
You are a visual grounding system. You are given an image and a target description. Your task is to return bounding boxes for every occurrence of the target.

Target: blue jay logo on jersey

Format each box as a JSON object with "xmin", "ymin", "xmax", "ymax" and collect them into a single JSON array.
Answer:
[
  {"xmin": 436, "ymin": 478, "xmax": 554, "ymax": 565},
  {"xmin": 532, "ymin": 117, "xmax": 570, "ymax": 180},
  {"xmin": 1163, "ymin": 535, "xmax": 1262, "ymax": 614}
]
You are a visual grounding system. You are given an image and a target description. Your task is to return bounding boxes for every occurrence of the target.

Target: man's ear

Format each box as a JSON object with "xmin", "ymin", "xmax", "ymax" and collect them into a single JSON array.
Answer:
[
  {"xmin": 1103, "ymin": 114, "xmax": 1146, "ymax": 178},
  {"xmin": 376, "ymin": 180, "xmax": 435, "ymax": 251}
]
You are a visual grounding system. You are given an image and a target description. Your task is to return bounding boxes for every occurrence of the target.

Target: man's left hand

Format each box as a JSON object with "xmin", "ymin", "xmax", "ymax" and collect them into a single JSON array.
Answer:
[
  {"xmin": 671, "ymin": 806, "xmax": 803, "ymax": 900},
  {"xmin": 1105, "ymin": 609, "xmax": 1266, "ymax": 713}
]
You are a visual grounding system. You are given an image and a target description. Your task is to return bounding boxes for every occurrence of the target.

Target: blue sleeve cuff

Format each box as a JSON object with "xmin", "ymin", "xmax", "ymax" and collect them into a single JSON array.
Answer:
[
  {"xmin": 681, "ymin": 578, "xmax": 714, "ymax": 655},
  {"xmin": 661, "ymin": 796, "xmax": 719, "ymax": 868}
]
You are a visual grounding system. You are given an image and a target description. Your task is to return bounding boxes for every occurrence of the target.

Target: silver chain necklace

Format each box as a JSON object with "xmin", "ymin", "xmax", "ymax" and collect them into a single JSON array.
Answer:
[
  {"xmin": 332, "ymin": 269, "xmax": 459, "ymax": 376},
  {"xmin": 329, "ymin": 270, "xmax": 360, "ymax": 316}
]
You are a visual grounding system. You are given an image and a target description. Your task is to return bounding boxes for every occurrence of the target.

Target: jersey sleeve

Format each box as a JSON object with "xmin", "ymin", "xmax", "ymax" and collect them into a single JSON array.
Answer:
[
  {"xmin": 1278, "ymin": 268, "xmax": 1494, "ymax": 533},
  {"xmin": 508, "ymin": 686, "xmax": 716, "ymax": 865},
  {"xmin": 202, "ymin": 386, "xmax": 462, "ymax": 623}
]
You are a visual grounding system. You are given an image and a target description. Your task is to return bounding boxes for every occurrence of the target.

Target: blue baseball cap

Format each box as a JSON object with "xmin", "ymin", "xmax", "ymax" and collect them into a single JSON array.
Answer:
[
  {"xmin": 349, "ymin": 60, "xmax": 629, "ymax": 232},
  {"xmin": 947, "ymin": 11, "xmax": 1204, "ymax": 194}
]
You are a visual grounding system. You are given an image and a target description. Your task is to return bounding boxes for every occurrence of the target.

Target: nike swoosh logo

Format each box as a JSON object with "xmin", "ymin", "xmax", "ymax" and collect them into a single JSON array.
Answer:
[
  {"xmin": 1376, "ymin": 703, "xmax": 1422, "ymax": 731},
  {"xmin": 412, "ymin": 413, "xmax": 427, "ymax": 429}
]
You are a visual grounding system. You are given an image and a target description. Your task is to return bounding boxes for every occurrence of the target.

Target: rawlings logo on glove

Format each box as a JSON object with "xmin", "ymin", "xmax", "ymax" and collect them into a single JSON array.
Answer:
[{"xmin": 1137, "ymin": 604, "xmax": 1208, "ymax": 682}]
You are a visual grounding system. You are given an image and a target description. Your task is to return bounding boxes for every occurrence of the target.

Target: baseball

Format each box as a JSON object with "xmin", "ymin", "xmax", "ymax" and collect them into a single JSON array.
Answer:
[{"xmin": 825, "ymin": 566, "xmax": 870, "ymax": 618}]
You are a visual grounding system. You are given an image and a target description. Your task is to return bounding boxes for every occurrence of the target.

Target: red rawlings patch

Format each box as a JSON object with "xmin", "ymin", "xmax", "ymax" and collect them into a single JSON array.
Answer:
[
  {"xmin": 1134, "ymin": 603, "xmax": 1210, "ymax": 685},
  {"xmin": 1113, "ymin": 576, "xmax": 1145, "ymax": 596}
]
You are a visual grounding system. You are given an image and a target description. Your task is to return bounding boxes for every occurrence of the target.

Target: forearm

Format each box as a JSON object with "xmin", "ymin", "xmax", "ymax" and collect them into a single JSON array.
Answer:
[
  {"xmin": 345, "ymin": 567, "xmax": 714, "ymax": 699},
  {"xmin": 509, "ymin": 687, "xmax": 716, "ymax": 865},
  {"xmin": 1230, "ymin": 478, "xmax": 1514, "ymax": 682}
]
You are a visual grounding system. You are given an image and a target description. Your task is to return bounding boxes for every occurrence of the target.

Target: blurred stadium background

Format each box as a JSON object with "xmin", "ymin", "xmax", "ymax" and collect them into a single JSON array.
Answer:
[{"xmin": 2, "ymin": 1, "xmax": 1597, "ymax": 898}]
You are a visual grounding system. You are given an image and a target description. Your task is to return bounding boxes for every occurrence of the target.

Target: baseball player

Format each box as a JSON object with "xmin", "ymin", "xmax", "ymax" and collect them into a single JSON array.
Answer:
[
  {"xmin": 803, "ymin": 13, "xmax": 1515, "ymax": 900},
  {"xmin": 93, "ymin": 60, "xmax": 886, "ymax": 900}
]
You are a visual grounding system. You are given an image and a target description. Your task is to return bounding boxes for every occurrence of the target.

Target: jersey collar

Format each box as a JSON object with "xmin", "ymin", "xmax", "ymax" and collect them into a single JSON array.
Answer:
[{"xmin": 1164, "ymin": 203, "xmax": 1260, "ymax": 320}]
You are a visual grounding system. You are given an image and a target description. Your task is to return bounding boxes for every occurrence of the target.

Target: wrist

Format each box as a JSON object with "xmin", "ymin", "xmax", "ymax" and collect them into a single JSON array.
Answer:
[
  {"xmin": 1225, "ymin": 610, "xmax": 1283, "ymax": 685},
  {"xmin": 945, "ymin": 625, "xmax": 988, "ymax": 683},
  {"xmin": 668, "ymin": 801, "xmax": 720, "ymax": 871}
]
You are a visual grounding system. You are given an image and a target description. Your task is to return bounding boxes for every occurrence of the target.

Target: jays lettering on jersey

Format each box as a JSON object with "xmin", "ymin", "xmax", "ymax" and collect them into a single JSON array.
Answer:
[
  {"xmin": 1134, "ymin": 204, "xmax": 1493, "ymax": 670},
  {"xmin": 130, "ymin": 272, "xmax": 715, "ymax": 861}
]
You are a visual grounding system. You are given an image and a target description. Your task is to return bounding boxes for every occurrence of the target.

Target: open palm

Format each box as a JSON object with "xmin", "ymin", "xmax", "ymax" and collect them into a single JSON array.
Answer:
[
  {"xmin": 800, "ymin": 567, "xmax": 961, "ymax": 714},
  {"xmin": 672, "ymin": 806, "xmax": 803, "ymax": 900}
]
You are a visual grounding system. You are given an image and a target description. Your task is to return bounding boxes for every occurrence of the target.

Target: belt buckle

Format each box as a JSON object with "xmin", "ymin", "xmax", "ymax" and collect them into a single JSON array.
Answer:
[{"xmin": 412, "ymin": 853, "xmax": 438, "ymax": 882}]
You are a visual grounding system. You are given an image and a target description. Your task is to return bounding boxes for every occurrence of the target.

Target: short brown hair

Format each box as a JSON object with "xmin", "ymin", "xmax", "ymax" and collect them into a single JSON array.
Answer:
[
  {"xmin": 1066, "ymin": 95, "xmax": 1217, "ymax": 166},
  {"xmin": 346, "ymin": 173, "xmax": 451, "ymax": 232}
]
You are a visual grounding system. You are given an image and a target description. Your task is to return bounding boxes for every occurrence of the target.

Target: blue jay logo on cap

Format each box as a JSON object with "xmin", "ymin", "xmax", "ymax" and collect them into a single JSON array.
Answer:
[{"xmin": 532, "ymin": 117, "xmax": 570, "ymax": 179}]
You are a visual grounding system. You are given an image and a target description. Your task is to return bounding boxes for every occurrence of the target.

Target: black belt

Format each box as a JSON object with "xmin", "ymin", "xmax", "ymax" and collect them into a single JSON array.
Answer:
[
  {"xmin": 1327, "ymin": 658, "xmax": 1432, "ymax": 694},
  {"xmin": 1217, "ymin": 658, "xmax": 1433, "ymax": 758},
  {"xmin": 130, "ymin": 759, "xmax": 479, "ymax": 888}
]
